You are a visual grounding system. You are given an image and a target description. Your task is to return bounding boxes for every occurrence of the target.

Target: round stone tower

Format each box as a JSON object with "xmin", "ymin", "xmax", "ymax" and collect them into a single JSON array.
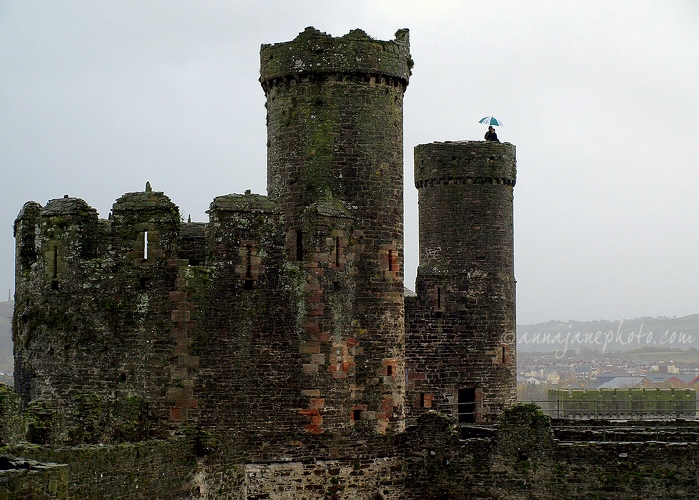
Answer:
[
  {"xmin": 408, "ymin": 140, "xmax": 516, "ymax": 422},
  {"xmin": 260, "ymin": 27, "xmax": 411, "ymax": 434}
]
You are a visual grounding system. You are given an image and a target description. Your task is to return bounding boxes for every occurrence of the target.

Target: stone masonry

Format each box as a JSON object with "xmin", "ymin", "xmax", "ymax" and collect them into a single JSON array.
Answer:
[
  {"xmin": 406, "ymin": 141, "xmax": 517, "ymax": 424},
  {"xmin": 4, "ymin": 27, "xmax": 694, "ymax": 500}
]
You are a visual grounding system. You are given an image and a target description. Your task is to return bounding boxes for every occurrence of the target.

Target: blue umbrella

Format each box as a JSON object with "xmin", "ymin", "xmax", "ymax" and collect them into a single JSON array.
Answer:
[{"xmin": 478, "ymin": 116, "xmax": 503, "ymax": 127}]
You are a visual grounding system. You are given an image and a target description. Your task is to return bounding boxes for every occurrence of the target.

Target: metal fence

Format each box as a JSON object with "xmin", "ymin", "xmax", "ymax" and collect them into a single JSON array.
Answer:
[{"xmin": 522, "ymin": 388, "xmax": 697, "ymax": 420}]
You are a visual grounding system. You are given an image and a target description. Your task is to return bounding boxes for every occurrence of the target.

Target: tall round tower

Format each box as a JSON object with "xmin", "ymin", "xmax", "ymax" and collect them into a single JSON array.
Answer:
[
  {"xmin": 260, "ymin": 27, "xmax": 411, "ymax": 435},
  {"xmin": 407, "ymin": 140, "xmax": 516, "ymax": 423}
]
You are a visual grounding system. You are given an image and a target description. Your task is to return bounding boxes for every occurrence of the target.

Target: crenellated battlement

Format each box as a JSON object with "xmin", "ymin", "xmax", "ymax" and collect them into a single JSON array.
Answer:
[
  {"xmin": 414, "ymin": 140, "xmax": 516, "ymax": 188},
  {"xmin": 3, "ymin": 26, "xmax": 582, "ymax": 500},
  {"xmin": 259, "ymin": 27, "xmax": 411, "ymax": 90}
]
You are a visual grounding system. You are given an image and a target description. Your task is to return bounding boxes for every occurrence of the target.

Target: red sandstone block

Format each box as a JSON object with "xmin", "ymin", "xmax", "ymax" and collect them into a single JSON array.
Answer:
[
  {"xmin": 299, "ymin": 342, "xmax": 321, "ymax": 355},
  {"xmin": 382, "ymin": 396, "xmax": 394, "ymax": 413},
  {"xmin": 167, "ymin": 387, "xmax": 184, "ymax": 400},
  {"xmin": 302, "ymin": 363, "xmax": 318, "ymax": 374},
  {"xmin": 301, "ymin": 389, "xmax": 320, "ymax": 397},
  {"xmin": 309, "ymin": 304, "xmax": 324, "ymax": 316},
  {"xmin": 169, "ymin": 291, "xmax": 186, "ymax": 302},
  {"xmin": 179, "ymin": 302, "xmax": 195, "ymax": 311},
  {"xmin": 346, "ymin": 337, "xmax": 357, "ymax": 347},
  {"xmin": 304, "ymin": 281, "xmax": 321, "ymax": 292},
  {"xmin": 341, "ymin": 361, "xmax": 354, "ymax": 371},
  {"xmin": 304, "ymin": 318, "xmax": 320, "ymax": 334},
  {"xmin": 304, "ymin": 424, "xmax": 323, "ymax": 434},
  {"xmin": 309, "ymin": 398, "xmax": 325, "ymax": 409},
  {"xmin": 170, "ymin": 406, "xmax": 186, "ymax": 421},
  {"xmin": 408, "ymin": 372, "xmax": 426, "ymax": 381},
  {"xmin": 299, "ymin": 408, "xmax": 319, "ymax": 417},
  {"xmin": 310, "ymin": 332, "xmax": 329, "ymax": 342}
]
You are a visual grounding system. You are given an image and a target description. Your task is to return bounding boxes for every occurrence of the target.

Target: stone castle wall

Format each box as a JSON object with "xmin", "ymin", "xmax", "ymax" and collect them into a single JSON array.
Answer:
[
  {"xmin": 6, "ymin": 26, "xmax": 696, "ymax": 500},
  {"xmin": 13, "ymin": 193, "xmax": 182, "ymax": 444},
  {"xmin": 5, "ymin": 404, "xmax": 699, "ymax": 499},
  {"xmin": 406, "ymin": 141, "xmax": 517, "ymax": 423},
  {"xmin": 262, "ymin": 27, "xmax": 411, "ymax": 436}
]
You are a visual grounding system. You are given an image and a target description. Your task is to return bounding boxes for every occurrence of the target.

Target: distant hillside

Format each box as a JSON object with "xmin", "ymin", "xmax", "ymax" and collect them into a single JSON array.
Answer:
[
  {"xmin": 518, "ymin": 314, "xmax": 699, "ymax": 353},
  {"xmin": 0, "ymin": 300, "xmax": 12, "ymax": 373}
]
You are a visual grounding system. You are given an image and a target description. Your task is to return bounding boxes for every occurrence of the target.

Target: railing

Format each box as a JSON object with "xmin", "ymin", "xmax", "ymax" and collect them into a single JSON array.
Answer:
[{"xmin": 519, "ymin": 399, "xmax": 698, "ymax": 420}]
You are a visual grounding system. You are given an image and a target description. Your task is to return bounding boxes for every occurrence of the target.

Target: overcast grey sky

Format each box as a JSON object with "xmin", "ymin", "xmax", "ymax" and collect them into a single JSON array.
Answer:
[{"xmin": 1, "ymin": 1, "xmax": 697, "ymax": 324}]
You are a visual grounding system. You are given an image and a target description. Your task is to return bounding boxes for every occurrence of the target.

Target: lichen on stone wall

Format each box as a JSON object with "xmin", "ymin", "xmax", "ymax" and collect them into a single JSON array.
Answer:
[
  {"xmin": 11, "ymin": 24, "xmax": 697, "ymax": 500},
  {"xmin": 0, "ymin": 385, "xmax": 23, "ymax": 446}
]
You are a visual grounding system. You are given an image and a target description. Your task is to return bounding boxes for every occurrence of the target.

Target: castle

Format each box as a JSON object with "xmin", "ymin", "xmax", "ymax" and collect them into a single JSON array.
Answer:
[{"xmin": 3, "ymin": 28, "xmax": 698, "ymax": 500}]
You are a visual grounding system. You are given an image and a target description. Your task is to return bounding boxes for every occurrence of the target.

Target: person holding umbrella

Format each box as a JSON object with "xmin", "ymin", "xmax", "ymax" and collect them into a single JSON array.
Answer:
[
  {"xmin": 479, "ymin": 116, "xmax": 502, "ymax": 142},
  {"xmin": 484, "ymin": 126, "xmax": 500, "ymax": 142}
]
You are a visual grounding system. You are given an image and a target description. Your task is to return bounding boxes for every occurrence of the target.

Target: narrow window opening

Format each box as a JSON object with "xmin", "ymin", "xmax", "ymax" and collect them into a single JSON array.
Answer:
[
  {"xmin": 333, "ymin": 281, "xmax": 340, "ymax": 292},
  {"xmin": 245, "ymin": 245, "xmax": 253, "ymax": 279},
  {"xmin": 458, "ymin": 388, "xmax": 477, "ymax": 423},
  {"xmin": 243, "ymin": 279, "xmax": 254, "ymax": 290},
  {"xmin": 437, "ymin": 287, "xmax": 442, "ymax": 309},
  {"xmin": 51, "ymin": 244, "xmax": 59, "ymax": 289},
  {"xmin": 501, "ymin": 346, "xmax": 507, "ymax": 364},
  {"xmin": 335, "ymin": 237, "xmax": 341, "ymax": 267},
  {"xmin": 353, "ymin": 409, "xmax": 363, "ymax": 421},
  {"xmin": 52, "ymin": 245, "xmax": 58, "ymax": 280},
  {"xmin": 419, "ymin": 393, "xmax": 425, "ymax": 407},
  {"xmin": 386, "ymin": 365, "xmax": 393, "ymax": 376},
  {"xmin": 388, "ymin": 250, "xmax": 396, "ymax": 272},
  {"xmin": 296, "ymin": 230, "xmax": 303, "ymax": 262},
  {"xmin": 143, "ymin": 230, "xmax": 149, "ymax": 260}
]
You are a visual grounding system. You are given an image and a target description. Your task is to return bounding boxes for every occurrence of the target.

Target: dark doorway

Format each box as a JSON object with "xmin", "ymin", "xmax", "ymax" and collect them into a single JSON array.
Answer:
[{"xmin": 458, "ymin": 388, "xmax": 476, "ymax": 423}]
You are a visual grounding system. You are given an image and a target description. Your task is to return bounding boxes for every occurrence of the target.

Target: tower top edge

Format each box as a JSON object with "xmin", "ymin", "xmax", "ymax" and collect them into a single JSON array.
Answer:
[
  {"xmin": 415, "ymin": 140, "xmax": 515, "ymax": 150},
  {"xmin": 414, "ymin": 141, "xmax": 517, "ymax": 186},
  {"xmin": 259, "ymin": 27, "xmax": 412, "ymax": 84}
]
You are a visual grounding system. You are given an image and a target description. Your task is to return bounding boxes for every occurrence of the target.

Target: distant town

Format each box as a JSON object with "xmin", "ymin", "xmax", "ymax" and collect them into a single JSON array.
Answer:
[{"xmin": 518, "ymin": 346, "xmax": 699, "ymax": 403}]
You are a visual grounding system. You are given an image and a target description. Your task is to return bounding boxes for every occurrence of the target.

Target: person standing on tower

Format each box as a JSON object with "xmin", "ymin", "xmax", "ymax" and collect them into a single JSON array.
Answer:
[{"xmin": 484, "ymin": 126, "xmax": 500, "ymax": 142}]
